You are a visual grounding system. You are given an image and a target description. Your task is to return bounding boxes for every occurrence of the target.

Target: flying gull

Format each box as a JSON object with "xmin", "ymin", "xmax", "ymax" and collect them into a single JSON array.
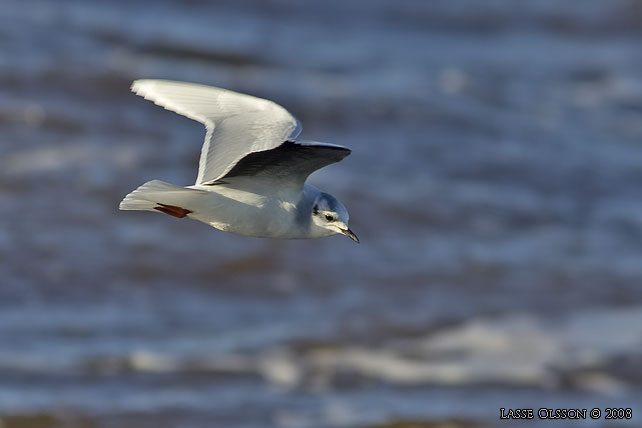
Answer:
[{"xmin": 119, "ymin": 80, "xmax": 358, "ymax": 243}]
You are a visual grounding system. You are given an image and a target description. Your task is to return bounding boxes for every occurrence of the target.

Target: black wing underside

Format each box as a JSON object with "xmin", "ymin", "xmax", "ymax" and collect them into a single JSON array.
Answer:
[{"xmin": 207, "ymin": 140, "xmax": 351, "ymax": 184}]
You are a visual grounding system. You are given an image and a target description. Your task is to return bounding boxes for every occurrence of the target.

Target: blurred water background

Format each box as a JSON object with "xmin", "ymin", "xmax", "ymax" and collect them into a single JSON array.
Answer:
[{"xmin": 2, "ymin": 0, "xmax": 642, "ymax": 427}]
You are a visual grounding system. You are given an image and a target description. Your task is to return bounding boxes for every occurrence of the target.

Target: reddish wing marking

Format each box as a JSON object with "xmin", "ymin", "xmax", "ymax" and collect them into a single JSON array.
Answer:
[{"xmin": 154, "ymin": 203, "xmax": 192, "ymax": 218}]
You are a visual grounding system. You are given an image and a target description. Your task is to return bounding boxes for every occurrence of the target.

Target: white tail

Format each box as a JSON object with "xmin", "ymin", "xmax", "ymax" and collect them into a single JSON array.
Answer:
[{"xmin": 119, "ymin": 180, "xmax": 205, "ymax": 215}]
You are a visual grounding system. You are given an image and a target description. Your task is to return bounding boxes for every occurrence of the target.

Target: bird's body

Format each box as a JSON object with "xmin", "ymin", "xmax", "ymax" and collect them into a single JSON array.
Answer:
[{"xmin": 119, "ymin": 80, "xmax": 358, "ymax": 243}]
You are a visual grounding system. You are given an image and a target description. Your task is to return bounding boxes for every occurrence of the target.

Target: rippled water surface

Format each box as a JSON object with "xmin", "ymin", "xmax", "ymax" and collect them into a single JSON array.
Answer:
[{"xmin": 2, "ymin": 0, "xmax": 642, "ymax": 427}]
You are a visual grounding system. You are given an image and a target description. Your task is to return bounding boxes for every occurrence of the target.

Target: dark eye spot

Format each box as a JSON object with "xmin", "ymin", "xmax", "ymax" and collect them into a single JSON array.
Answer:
[
  {"xmin": 312, "ymin": 205, "xmax": 319, "ymax": 215},
  {"xmin": 325, "ymin": 214, "xmax": 334, "ymax": 222}
]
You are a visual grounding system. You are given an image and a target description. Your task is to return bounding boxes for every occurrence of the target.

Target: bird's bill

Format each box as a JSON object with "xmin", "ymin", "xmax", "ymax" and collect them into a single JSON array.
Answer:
[{"xmin": 340, "ymin": 228, "xmax": 360, "ymax": 244}]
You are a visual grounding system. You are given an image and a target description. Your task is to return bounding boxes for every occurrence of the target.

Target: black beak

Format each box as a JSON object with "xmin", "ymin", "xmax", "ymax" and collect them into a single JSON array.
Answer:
[{"xmin": 341, "ymin": 228, "xmax": 360, "ymax": 244}]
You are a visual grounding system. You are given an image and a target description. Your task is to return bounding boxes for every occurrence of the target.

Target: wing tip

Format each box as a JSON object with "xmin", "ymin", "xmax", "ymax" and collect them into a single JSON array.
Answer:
[
  {"xmin": 130, "ymin": 79, "xmax": 159, "ymax": 96},
  {"xmin": 292, "ymin": 140, "xmax": 352, "ymax": 156},
  {"xmin": 131, "ymin": 79, "xmax": 182, "ymax": 95},
  {"xmin": 131, "ymin": 79, "xmax": 209, "ymax": 94}
]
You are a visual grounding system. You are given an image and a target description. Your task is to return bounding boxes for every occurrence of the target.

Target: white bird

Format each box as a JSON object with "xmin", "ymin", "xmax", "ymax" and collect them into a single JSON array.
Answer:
[{"xmin": 119, "ymin": 79, "xmax": 358, "ymax": 243}]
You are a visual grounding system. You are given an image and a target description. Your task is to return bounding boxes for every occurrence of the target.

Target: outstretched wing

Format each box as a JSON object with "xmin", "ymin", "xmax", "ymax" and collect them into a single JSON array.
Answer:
[
  {"xmin": 213, "ymin": 140, "xmax": 351, "ymax": 187},
  {"xmin": 131, "ymin": 79, "xmax": 302, "ymax": 185}
]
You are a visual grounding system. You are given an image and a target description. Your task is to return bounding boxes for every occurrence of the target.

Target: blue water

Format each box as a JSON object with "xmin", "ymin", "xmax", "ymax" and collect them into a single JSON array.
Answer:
[{"xmin": 1, "ymin": 0, "xmax": 642, "ymax": 427}]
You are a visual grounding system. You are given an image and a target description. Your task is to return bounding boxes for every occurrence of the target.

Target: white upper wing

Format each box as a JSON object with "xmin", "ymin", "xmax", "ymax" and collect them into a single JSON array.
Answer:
[{"xmin": 131, "ymin": 79, "xmax": 302, "ymax": 185}]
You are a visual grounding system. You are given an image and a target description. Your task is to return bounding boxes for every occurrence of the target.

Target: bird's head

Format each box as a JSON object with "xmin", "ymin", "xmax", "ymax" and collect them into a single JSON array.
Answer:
[{"xmin": 310, "ymin": 192, "xmax": 359, "ymax": 243}]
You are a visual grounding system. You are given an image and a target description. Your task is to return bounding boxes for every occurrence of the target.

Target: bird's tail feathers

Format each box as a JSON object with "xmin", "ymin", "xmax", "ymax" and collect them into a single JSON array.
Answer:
[{"xmin": 119, "ymin": 180, "xmax": 205, "ymax": 216}]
